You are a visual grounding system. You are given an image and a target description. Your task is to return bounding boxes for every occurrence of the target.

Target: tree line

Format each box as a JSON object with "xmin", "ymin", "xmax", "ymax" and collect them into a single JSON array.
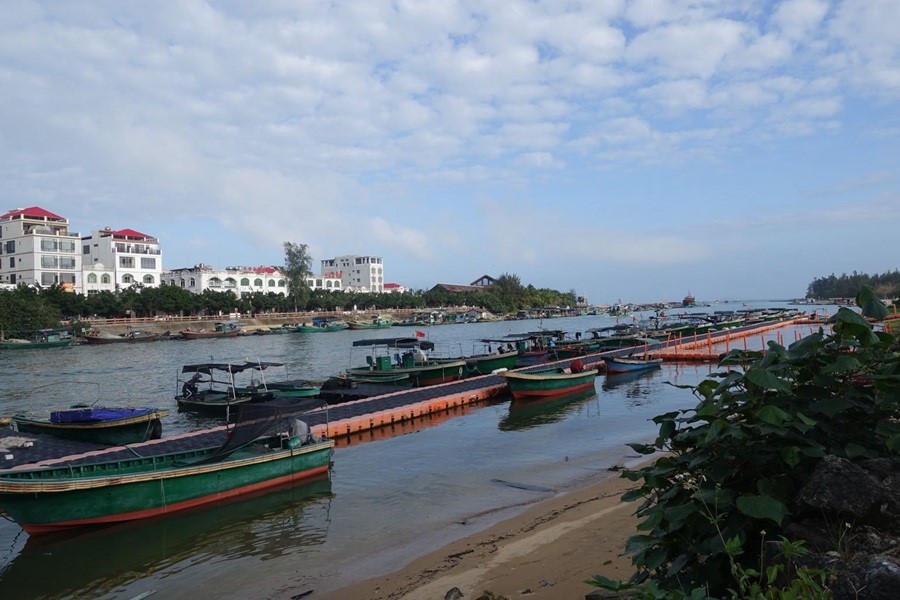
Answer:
[
  {"xmin": 806, "ymin": 269, "xmax": 900, "ymax": 299},
  {"xmin": 0, "ymin": 273, "xmax": 576, "ymax": 334}
]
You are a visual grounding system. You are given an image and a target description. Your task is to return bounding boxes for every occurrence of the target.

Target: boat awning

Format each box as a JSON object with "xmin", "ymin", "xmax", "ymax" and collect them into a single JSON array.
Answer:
[
  {"xmin": 181, "ymin": 363, "xmax": 246, "ymax": 374},
  {"xmin": 238, "ymin": 361, "xmax": 284, "ymax": 370},
  {"xmin": 352, "ymin": 337, "xmax": 435, "ymax": 350}
]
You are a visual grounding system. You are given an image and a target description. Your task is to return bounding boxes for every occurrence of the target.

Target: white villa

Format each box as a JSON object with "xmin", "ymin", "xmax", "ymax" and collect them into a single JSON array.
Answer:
[
  {"xmin": 161, "ymin": 264, "xmax": 344, "ymax": 296},
  {"xmin": 321, "ymin": 254, "xmax": 384, "ymax": 293},
  {"xmin": 81, "ymin": 227, "xmax": 163, "ymax": 292}
]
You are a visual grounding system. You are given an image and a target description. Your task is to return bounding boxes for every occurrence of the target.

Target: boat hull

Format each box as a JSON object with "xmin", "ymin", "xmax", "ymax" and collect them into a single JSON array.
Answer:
[
  {"xmin": 0, "ymin": 339, "xmax": 73, "ymax": 350},
  {"xmin": 0, "ymin": 440, "xmax": 334, "ymax": 533},
  {"xmin": 604, "ymin": 357, "xmax": 663, "ymax": 373},
  {"xmin": 501, "ymin": 369, "xmax": 598, "ymax": 400}
]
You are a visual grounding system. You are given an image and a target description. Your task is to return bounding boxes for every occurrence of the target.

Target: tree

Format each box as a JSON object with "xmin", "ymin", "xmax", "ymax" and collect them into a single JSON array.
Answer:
[{"xmin": 283, "ymin": 242, "xmax": 313, "ymax": 311}]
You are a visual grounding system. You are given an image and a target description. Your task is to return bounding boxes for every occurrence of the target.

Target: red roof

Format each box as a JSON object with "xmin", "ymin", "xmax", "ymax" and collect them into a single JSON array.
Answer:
[
  {"xmin": 108, "ymin": 228, "xmax": 155, "ymax": 240},
  {"xmin": 0, "ymin": 206, "xmax": 65, "ymax": 221},
  {"xmin": 384, "ymin": 283, "xmax": 401, "ymax": 289}
]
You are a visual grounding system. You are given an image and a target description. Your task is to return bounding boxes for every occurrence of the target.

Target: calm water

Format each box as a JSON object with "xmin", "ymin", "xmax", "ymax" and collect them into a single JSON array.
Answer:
[{"xmin": 0, "ymin": 302, "xmax": 822, "ymax": 598}]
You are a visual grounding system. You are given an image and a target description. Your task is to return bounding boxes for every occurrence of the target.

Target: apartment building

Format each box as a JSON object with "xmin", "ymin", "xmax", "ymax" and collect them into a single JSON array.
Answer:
[{"xmin": 0, "ymin": 206, "xmax": 82, "ymax": 290}]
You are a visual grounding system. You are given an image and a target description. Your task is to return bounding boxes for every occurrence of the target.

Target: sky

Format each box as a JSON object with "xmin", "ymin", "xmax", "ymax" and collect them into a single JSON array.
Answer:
[{"xmin": 1, "ymin": 0, "xmax": 898, "ymax": 304}]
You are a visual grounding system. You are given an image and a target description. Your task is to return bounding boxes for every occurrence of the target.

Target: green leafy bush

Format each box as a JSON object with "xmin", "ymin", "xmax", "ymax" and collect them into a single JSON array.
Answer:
[{"xmin": 598, "ymin": 287, "xmax": 899, "ymax": 595}]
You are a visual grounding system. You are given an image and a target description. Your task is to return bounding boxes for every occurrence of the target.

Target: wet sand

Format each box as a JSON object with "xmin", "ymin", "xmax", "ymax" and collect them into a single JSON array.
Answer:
[{"xmin": 310, "ymin": 471, "xmax": 640, "ymax": 600}]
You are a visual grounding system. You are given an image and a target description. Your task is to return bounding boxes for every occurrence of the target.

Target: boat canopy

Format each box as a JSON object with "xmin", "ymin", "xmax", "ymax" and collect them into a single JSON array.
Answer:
[
  {"xmin": 480, "ymin": 330, "xmax": 565, "ymax": 343},
  {"xmin": 352, "ymin": 337, "xmax": 435, "ymax": 350}
]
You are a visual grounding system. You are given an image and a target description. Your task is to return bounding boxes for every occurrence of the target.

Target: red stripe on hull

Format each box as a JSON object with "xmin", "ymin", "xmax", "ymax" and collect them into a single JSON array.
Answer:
[
  {"xmin": 509, "ymin": 381, "xmax": 596, "ymax": 401},
  {"xmin": 21, "ymin": 464, "xmax": 329, "ymax": 534}
]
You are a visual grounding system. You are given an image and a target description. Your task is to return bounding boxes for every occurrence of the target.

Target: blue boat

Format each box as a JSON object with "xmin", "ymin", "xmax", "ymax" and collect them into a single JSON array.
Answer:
[{"xmin": 603, "ymin": 356, "xmax": 663, "ymax": 374}]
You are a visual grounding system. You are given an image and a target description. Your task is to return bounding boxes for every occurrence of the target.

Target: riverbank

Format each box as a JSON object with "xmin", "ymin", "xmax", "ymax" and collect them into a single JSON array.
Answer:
[{"xmin": 308, "ymin": 470, "xmax": 639, "ymax": 600}]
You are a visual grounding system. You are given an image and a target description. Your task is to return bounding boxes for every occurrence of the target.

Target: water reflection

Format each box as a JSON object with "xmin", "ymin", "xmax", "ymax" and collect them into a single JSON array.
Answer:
[
  {"xmin": 499, "ymin": 389, "xmax": 597, "ymax": 431},
  {"xmin": 0, "ymin": 476, "xmax": 333, "ymax": 599},
  {"xmin": 602, "ymin": 369, "xmax": 661, "ymax": 405}
]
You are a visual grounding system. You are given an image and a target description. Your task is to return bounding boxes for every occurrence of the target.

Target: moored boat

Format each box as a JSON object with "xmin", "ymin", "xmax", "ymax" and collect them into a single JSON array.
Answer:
[
  {"xmin": 82, "ymin": 330, "xmax": 163, "ymax": 344},
  {"xmin": 0, "ymin": 329, "xmax": 74, "ymax": 350},
  {"xmin": 346, "ymin": 337, "xmax": 466, "ymax": 386},
  {"xmin": 13, "ymin": 407, "xmax": 168, "ymax": 446},
  {"xmin": 500, "ymin": 363, "xmax": 599, "ymax": 400},
  {"xmin": 0, "ymin": 407, "xmax": 334, "ymax": 534},
  {"xmin": 347, "ymin": 316, "xmax": 392, "ymax": 330},
  {"xmin": 603, "ymin": 356, "xmax": 663, "ymax": 373},
  {"xmin": 179, "ymin": 322, "xmax": 242, "ymax": 340},
  {"xmin": 294, "ymin": 317, "xmax": 349, "ymax": 332}
]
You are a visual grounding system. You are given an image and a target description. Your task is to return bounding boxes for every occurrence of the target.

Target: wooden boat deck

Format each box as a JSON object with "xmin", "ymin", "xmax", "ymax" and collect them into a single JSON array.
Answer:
[{"xmin": 0, "ymin": 317, "xmax": 803, "ymax": 470}]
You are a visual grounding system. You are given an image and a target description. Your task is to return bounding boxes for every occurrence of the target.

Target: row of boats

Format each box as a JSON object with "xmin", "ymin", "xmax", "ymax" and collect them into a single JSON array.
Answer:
[{"xmin": 0, "ymin": 309, "xmax": 799, "ymax": 534}]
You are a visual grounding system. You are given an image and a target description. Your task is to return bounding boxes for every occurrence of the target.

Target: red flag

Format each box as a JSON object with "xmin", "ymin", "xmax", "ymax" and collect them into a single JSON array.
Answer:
[{"xmin": 415, "ymin": 330, "xmax": 426, "ymax": 338}]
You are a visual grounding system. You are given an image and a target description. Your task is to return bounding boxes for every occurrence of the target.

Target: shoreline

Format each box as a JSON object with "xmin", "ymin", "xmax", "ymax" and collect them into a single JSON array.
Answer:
[{"xmin": 303, "ymin": 469, "xmax": 641, "ymax": 600}]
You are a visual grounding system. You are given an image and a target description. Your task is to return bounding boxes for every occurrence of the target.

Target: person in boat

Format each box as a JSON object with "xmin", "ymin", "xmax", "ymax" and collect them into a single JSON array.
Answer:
[{"xmin": 182, "ymin": 373, "xmax": 203, "ymax": 398}]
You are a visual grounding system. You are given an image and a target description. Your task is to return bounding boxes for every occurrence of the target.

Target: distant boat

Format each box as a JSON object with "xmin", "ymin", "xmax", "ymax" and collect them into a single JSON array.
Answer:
[
  {"xmin": 294, "ymin": 317, "xmax": 349, "ymax": 332},
  {"xmin": 500, "ymin": 364, "xmax": 599, "ymax": 400},
  {"xmin": 0, "ymin": 329, "xmax": 74, "ymax": 350},
  {"xmin": 603, "ymin": 356, "xmax": 663, "ymax": 374},
  {"xmin": 347, "ymin": 316, "xmax": 392, "ymax": 330},
  {"xmin": 82, "ymin": 330, "xmax": 164, "ymax": 344},
  {"xmin": 13, "ymin": 407, "xmax": 168, "ymax": 446},
  {"xmin": 179, "ymin": 322, "xmax": 242, "ymax": 340}
]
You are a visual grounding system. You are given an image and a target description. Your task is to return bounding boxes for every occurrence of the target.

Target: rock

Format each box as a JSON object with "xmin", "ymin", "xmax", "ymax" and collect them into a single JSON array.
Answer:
[
  {"xmin": 795, "ymin": 456, "xmax": 900, "ymax": 526},
  {"xmin": 833, "ymin": 555, "xmax": 900, "ymax": 600},
  {"xmin": 444, "ymin": 587, "xmax": 464, "ymax": 600},
  {"xmin": 858, "ymin": 458, "xmax": 898, "ymax": 481}
]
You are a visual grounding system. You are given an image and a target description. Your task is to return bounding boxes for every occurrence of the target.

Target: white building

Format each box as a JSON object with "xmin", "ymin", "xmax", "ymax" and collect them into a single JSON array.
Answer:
[
  {"xmin": 82, "ymin": 227, "xmax": 163, "ymax": 291},
  {"xmin": 0, "ymin": 206, "xmax": 82, "ymax": 291},
  {"xmin": 162, "ymin": 265, "xmax": 287, "ymax": 296},
  {"xmin": 321, "ymin": 255, "xmax": 384, "ymax": 293}
]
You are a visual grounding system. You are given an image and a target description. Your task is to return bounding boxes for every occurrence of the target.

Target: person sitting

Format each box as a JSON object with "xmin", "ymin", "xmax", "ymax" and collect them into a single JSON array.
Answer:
[
  {"xmin": 570, "ymin": 359, "xmax": 585, "ymax": 373},
  {"xmin": 182, "ymin": 373, "xmax": 202, "ymax": 398}
]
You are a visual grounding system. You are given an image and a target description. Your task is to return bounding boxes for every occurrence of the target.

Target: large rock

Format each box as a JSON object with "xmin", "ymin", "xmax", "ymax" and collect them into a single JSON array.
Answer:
[
  {"xmin": 833, "ymin": 555, "xmax": 900, "ymax": 600},
  {"xmin": 795, "ymin": 456, "xmax": 900, "ymax": 527}
]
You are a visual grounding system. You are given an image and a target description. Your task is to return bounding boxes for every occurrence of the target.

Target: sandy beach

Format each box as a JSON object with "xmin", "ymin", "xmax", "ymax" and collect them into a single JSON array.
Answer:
[{"xmin": 313, "ymin": 471, "xmax": 640, "ymax": 600}]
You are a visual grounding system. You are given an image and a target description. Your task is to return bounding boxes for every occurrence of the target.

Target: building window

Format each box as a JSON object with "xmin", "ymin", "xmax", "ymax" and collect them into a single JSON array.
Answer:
[
  {"xmin": 141, "ymin": 257, "xmax": 156, "ymax": 269},
  {"xmin": 209, "ymin": 277, "xmax": 222, "ymax": 288},
  {"xmin": 8, "ymin": 274, "xmax": 14, "ymax": 284},
  {"xmin": 143, "ymin": 274, "xmax": 155, "ymax": 284},
  {"xmin": 326, "ymin": 281, "xmax": 332, "ymax": 288},
  {"xmin": 59, "ymin": 240, "xmax": 75, "ymax": 253},
  {"xmin": 240, "ymin": 278, "xmax": 249, "ymax": 286},
  {"xmin": 59, "ymin": 273, "xmax": 75, "ymax": 284},
  {"xmin": 40, "ymin": 239, "xmax": 58, "ymax": 251},
  {"xmin": 83, "ymin": 245, "xmax": 90, "ymax": 254},
  {"xmin": 189, "ymin": 277, "xmax": 196, "ymax": 287},
  {"xmin": 115, "ymin": 243, "xmax": 126, "ymax": 252},
  {"xmin": 41, "ymin": 255, "xmax": 58, "ymax": 268},
  {"xmin": 119, "ymin": 256, "xmax": 135, "ymax": 268},
  {"xmin": 41, "ymin": 272, "xmax": 57, "ymax": 286},
  {"xmin": 101, "ymin": 274, "xmax": 111, "ymax": 284},
  {"xmin": 87, "ymin": 273, "xmax": 97, "ymax": 284},
  {"xmin": 122, "ymin": 274, "xmax": 134, "ymax": 284},
  {"xmin": 59, "ymin": 257, "xmax": 76, "ymax": 269},
  {"xmin": 254, "ymin": 278, "xmax": 262, "ymax": 286},
  {"xmin": 224, "ymin": 278, "xmax": 237, "ymax": 288},
  {"xmin": 180, "ymin": 278, "xmax": 185, "ymax": 287},
  {"xmin": 268, "ymin": 279, "xmax": 275, "ymax": 287},
  {"xmin": 277, "ymin": 279, "xmax": 285, "ymax": 287},
  {"xmin": 5, "ymin": 240, "xmax": 15, "ymax": 253}
]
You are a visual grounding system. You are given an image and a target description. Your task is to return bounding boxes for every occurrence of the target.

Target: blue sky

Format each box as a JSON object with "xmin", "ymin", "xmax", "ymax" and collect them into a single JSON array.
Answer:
[{"xmin": 1, "ymin": 0, "xmax": 897, "ymax": 303}]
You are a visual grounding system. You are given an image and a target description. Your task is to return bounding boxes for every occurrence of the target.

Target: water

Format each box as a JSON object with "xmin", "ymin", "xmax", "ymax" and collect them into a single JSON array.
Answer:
[{"xmin": 0, "ymin": 302, "xmax": 821, "ymax": 598}]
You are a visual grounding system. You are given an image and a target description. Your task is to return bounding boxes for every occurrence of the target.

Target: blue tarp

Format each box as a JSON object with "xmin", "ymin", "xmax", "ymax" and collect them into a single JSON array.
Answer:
[{"xmin": 50, "ymin": 407, "xmax": 155, "ymax": 423}]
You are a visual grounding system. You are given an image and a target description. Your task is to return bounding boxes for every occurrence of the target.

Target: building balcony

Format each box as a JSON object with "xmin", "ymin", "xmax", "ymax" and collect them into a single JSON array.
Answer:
[{"xmin": 113, "ymin": 245, "xmax": 161, "ymax": 255}]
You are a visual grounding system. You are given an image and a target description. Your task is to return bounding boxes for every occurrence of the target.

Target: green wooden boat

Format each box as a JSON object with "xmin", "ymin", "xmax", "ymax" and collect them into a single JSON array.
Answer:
[
  {"xmin": 347, "ymin": 317, "xmax": 392, "ymax": 330},
  {"xmin": 437, "ymin": 351, "xmax": 519, "ymax": 376},
  {"xmin": 347, "ymin": 337, "xmax": 465, "ymax": 386},
  {"xmin": 13, "ymin": 408, "xmax": 168, "ymax": 446},
  {"xmin": 294, "ymin": 317, "xmax": 349, "ymax": 332},
  {"xmin": 501, "ymin": 365, "xmax": 599, "ymax": 400},
  {"xmin": 0, "ymin": 329, "xmax": 74, "ymax": 350},
  {"xmin": 0, "ymin": 420, "xmax": 334, "ymax": 534}
]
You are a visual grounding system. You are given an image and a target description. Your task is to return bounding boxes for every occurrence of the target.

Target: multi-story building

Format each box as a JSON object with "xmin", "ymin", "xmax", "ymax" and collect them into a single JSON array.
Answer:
[
  {"xmin": 320, "ymin": 255, "xmax": 384, "ymax": 293},
  {"xmin": 0, "ymin": 206, "xmax": 82, "ymax": 291},
  {"xmin": 82, "ymin": 227, "xmax": 163, "ymax": 290}
]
